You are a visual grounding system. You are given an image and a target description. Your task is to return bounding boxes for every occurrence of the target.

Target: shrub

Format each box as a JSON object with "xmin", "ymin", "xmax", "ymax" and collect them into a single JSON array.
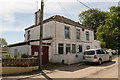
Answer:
[
  {"xmin": 21, "ymin": 53, "xmax": 28, "ymax": 58},
  {"xmin": 3, "ymin": 53, "xmax": 11, "ymax": 59}
]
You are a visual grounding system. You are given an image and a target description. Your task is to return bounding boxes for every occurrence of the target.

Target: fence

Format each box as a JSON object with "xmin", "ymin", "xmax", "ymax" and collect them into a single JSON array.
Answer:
[{"xmin": 2, "ymin": 58, "xmax": 39, "ymax": 67}]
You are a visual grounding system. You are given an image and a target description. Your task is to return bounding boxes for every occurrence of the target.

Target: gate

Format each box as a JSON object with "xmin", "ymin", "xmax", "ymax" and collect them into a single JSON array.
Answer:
[{"xmin": 31, "ymin": 45, "xmax": 49, "ymax": 64}]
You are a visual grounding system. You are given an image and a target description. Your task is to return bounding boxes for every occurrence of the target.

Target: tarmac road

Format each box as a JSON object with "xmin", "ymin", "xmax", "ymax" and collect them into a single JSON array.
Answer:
[
  {"xmin": 30, "ymin": 57, "xmax": 118, "ymax": 79},
  {"xmin": 2, "ymin": 57, "xmax": 119, "ymax": 80}
]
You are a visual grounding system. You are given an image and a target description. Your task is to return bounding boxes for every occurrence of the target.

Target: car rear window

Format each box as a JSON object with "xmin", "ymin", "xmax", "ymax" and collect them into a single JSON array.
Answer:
[{"xmin": 84, "ymin": 51, "xmax": 95, "ymax": 55}]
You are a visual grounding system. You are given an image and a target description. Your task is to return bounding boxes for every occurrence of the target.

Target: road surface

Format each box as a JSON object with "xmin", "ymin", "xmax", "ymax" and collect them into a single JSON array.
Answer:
[
  {"xmin": 2, "ymin": 57, "xmax": 119, "ymax": 80},
  {"xmin": 28, "ymin": 57, "xmax": 118, "ymax": 79}
]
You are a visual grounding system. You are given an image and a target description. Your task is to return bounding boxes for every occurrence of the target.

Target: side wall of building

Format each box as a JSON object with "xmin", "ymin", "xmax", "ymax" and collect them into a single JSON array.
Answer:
[
  {"xmin": 8, "ymin": 45, "xmax": 28, "ymax": 57},
  {"xmin": 25, "ymin": 21, "xmax": 55, "ymax": 41}
]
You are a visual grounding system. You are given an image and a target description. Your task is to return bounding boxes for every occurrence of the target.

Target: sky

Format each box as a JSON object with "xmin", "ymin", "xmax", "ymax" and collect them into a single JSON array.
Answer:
[{"xmin": 0, "ymin": 0, "xmax": 119, "ymax": 45}]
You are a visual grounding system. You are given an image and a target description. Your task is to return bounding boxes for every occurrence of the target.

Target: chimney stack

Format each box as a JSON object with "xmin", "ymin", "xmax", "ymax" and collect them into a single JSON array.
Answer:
[{"xmin": 35, "ymin": 9, "xmax": 41, "ymax": 25}]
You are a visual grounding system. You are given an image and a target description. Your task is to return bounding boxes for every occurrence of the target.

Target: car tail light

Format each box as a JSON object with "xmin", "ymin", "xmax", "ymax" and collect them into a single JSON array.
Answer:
[
  {"xmin": 83, "ymin": 56, "xmax": 85, "ymax": 59},
  {"xmin": 94, "ymin": 55, "xmax": 97, "ymax": 59}
]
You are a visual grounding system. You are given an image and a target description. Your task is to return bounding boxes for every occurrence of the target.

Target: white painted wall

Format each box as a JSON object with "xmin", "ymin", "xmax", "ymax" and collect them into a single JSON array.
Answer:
[
  {"xmin": 54, "ymin": 21, "xmax": 100, "ymax": 54},
  {"xmin": 25, "ymin": 21, "xmax": 55, "ymax": 41},
  {"xmin": 51, "ymin": 21, "xmax": 101, "ymax": 64},
  {"xmin": 0, "ymin": 53, "xmax": 2, "ymax": 58},
  {"xmin": 55, "ymin": 21, "xmax": 94, "ymax": 42},
  {"xmin": 92, "ymin": 40, "xmax": 101, "ymax": 49},
  {"xmin": 8, "ymin": 45, "xmax": 29, "ymax": 57},
  {"xmin": 53, "ymin": 53, "xmax": 83, "ymax": 64}
]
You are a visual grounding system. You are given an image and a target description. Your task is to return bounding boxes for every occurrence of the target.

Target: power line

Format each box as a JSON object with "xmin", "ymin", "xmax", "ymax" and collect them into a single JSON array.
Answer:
[
  {"xmin": 76, "ymin": 0, "xmax": 91, "ymax": 9},
  {"xmin": 57, "ymin": 0, "xmax": 73, "ymax": 19}
]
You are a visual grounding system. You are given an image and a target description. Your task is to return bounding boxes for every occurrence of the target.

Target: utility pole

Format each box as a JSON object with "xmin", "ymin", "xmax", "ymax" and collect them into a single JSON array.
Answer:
[{"xmin": 39, "ymin": 0, "xmax": 44, "ymax": 71}]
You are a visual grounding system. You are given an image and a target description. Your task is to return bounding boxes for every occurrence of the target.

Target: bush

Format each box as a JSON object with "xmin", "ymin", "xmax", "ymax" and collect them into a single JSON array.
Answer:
[
  {"xmin": 3, "ymin": 53, "xmax": 11, "ymax": 59},
  {"xmin": 21, "ymin": 54, "xmax": 28, "ymax": 58}
]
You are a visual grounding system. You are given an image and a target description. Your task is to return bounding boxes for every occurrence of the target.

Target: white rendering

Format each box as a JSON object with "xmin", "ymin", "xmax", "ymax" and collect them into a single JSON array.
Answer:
[{"xmin": 8, "ymin": 10, "xmax": 101, "ymax": 64}]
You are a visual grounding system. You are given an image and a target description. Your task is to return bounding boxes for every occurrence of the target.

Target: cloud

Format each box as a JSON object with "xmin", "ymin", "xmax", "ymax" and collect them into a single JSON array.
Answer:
[
  {"xmin": 0, "ymin": 26, "xmax": 25, "ymax": 32},
  {"xmin": 2, "ymin": 14, "xmax": 15, "ymax": 25},
  {"xmin": 0, "ymin": 0, "xmax": 37, "ymax": 32},
  {"xmin": 0, "ymin": 0, "xmax": 118, "ymax": 33}
]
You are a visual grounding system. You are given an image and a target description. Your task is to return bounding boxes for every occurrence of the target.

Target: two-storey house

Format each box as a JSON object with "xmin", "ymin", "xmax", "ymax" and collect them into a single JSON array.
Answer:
[{"xmin": 8, "ymin": 10, "xmax": 101, "ymax": 64}]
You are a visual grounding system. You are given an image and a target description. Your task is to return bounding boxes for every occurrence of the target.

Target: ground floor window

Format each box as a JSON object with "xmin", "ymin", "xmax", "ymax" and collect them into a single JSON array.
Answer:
[
  {"xmin": 66, "ymin": 44, "xmax": 71, "ymax": 54},
  {"xmin": 86, "ymin": 45, "xmax": 90, "ymax": 50},
  {"xmin": 72, "ymin": 44, "xmax": 76, "ymax": 53},
  {"xmin": 79, "ymin": 45, "xmax": 82, "ymax": 52},
  {"xmin": 58, "ymin": 43, "xmax": 64, "ymax": 54}
]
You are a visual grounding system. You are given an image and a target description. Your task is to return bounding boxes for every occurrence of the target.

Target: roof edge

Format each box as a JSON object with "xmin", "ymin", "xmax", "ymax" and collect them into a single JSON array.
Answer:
[{"xmin": 25, "ymin": 15, "xmax": 94, "ymax": 31}]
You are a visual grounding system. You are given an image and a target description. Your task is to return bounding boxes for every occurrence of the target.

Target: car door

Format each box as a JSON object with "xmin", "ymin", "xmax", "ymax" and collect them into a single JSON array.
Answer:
[
  {"xmin": 103, "ymin": 49, "xmax": 109, "ymax": 61},
  {"xmin": 96, "ymin": 50, "xmax": 104, "ymax": 61},
  {"xmin": 100, "ymin": 49, "xmax": 106, "ymax": 61}
]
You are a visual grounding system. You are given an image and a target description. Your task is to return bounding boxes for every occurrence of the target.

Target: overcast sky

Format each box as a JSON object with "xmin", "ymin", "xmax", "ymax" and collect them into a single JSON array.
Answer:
[{"xmin": 0, "ymin": 0, "xmax": 119, "ymax": 44}]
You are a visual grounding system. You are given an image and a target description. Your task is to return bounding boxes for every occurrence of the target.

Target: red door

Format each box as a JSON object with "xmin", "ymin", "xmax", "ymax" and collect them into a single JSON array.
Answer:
[
  {"xmin": 31, "ymin": 45, "xmax": 49, "ymax": 65},
  {"xmin": 42, "ymin": 46, "xmax": 49, "ymax": 64}
]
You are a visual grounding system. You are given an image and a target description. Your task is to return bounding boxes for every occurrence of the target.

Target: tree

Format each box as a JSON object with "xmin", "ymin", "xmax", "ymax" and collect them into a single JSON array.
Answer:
[
  {"xmin": 96, "ymin": 6, "xmax": 120, "ymax": 54},
  {"xmin": 79, "ymin": 8, "xmax": 107, "ymax": 34},
  {"xmin": 0, "ymin": 38, "xmax": 8, "ymax": 47}
]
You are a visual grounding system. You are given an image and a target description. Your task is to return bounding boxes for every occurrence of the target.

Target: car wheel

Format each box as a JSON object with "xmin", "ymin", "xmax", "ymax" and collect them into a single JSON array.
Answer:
[
  {"xmin": 109, "ymin": 57, "xmax": 112, "ymax": 62},
  {"xmin": 98, "ymin": 59, "xmax": 102, "ymax": 65}
]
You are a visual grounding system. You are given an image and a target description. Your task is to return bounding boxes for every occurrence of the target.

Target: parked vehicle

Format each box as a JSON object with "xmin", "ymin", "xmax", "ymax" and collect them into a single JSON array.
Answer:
[{"xmin": 83, "ymin": 49, "xmax": 112, "ymax": 65}]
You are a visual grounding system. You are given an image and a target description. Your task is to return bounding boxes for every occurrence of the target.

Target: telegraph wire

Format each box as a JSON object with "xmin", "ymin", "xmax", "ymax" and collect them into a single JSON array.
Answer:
[
  {"xmin": 57, "ymin": 0, "xmax": 74, "ymax": 19},
  {"xmin": 76, "ymin": 0, "xmax": 91, "ymax": 9}
]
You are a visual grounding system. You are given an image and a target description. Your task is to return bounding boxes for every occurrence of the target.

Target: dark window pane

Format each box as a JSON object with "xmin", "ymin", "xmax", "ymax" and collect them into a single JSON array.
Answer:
[
  {"xmin": 76, "ymin": 29, "xmax": 80, "ymax": 39},
  {"xmin": 27, "ymin": 30, "xmax": 30, "ymax": 40},
  {"xmin": 72, "ymin": 44, "xmax": 76, "ymax": 53},
  {"xmin": 66, "ymin": 44, "xmax": 70, "ymax": 54},
  {"xmin": 86, "ymin": 31, "xmax": 89, "ymax": 41},
  {"xmin": 84, "ymin": 51, "xmax": 95, "ymax": 55},
  {"xmin": 96, "ymin": 50, "xmax": 101, "ymax": 54},
  {"xmin": 86, "ymin": 46, "xmax": 90, "ymax": 50},
  {"xmin": 65, "ymin": 27, "xmax": 70, "ymax": 38},
  {"xmin": 79, "ymin": 45, "xmax": 82, "ymax": 52},
  {"xmin": 58, "ymin": 44, "xmax": 64, "ymax": 54}
]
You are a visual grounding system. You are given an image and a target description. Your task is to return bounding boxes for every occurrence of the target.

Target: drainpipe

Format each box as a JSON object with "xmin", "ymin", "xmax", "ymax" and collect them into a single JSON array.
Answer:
[{"xmin": 55, "ymin": 19, "xmax": 57, "ymax": 54}]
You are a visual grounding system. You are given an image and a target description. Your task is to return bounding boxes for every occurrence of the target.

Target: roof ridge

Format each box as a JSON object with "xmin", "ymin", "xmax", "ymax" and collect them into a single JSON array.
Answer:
[{"xmin": 25, "ymin": 15, "xmax": 93, "ymax": 31}]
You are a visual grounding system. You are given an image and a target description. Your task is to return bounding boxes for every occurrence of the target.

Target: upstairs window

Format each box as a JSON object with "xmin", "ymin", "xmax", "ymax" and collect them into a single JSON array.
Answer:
[
  {"xmin": 65, "ymin": 26, "xmax": 70, "ymax": 39},
  {"xmin": 58, "ymin": 43, "xmax": 64, "ymax": 54},
  {"xmin": 76, "ymin": 29, "xmax": 80, "ymax": 40},
  {"xmin": 27, "ymin": 30, "xmax": 30, "ymax": 40},
  {"xmin": 86, "ymin": 31, "xmax": 89, "ymax": 41}
]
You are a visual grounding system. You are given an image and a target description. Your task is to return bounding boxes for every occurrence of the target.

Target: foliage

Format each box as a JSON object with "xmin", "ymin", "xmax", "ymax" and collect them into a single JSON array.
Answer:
[
  {"xmin": 21, "ymin": 53, "xmax": 28, "ymax": 58},
  {"xmin": 0, "ymin": 38, "xmax": 8, "ymax": 47},
  {"xmin": 3, "ymin": 53, "xmax": 11, "ymax": 59},
  {"xmin": 17, "ymin": 52, "xmax": 21, "ymax": 58},
  {"xmin": 96, "ymin": 6, "xmax": 120, "ymax": 54},
  {"xmin": 79, "ymin": 8, "xmax": 107, "ymax": 34}
]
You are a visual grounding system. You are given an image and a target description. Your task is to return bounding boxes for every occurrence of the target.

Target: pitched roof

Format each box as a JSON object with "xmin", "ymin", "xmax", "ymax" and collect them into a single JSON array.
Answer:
[{"xmin": 25, "ymin": 15, "xmax": 93, "ymax": 31}]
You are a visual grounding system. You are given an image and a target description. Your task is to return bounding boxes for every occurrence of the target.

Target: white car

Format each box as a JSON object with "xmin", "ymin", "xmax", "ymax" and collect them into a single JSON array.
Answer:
[{"xmin": 83, "ymin": 49, "xmax": 112, "ymax": 65}]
